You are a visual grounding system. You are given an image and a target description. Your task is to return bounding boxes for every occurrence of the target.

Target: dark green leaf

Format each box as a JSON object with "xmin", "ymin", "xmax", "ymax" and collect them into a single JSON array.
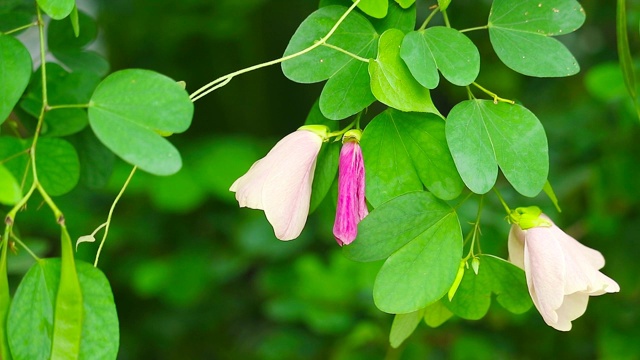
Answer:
[
  {"xmin": 0, "ymin": 11, "xmax": 34, "ymax": 34},
  {"xmin": 68, "ymin": 128, "xmax": 115, "ymax": 189},
  {"xmin": 445, "ymin": 100, "xmax": 548, "ymax": 196},
  {"xmin": 0, "ymin": 136, "xmax": 29, "ymax": 182},
  {"xmin": 488, "ymin": 0, "xmax": 585, "ymax": 77},
  {"xmin": 360, "ymin": 109, "xmax": 463, "ymax": 207},
  {"xmin": 617, "ymin": 0, "xmax": 639, "ymax": 118},
  {"xmin": 37, "ymin": 0, "xmax": 75, "ymax": 20},
  {"xmin": 7, "ymin": 258, "xmax": 119, "ymax": 360},
  {"xmin": 53, "ymin": 49, "xmax": 110, "ymax": 77},
  {"xmin": 369, "ymin": 29, "xmax": 440, "ymax": 114},
  {"xmin": 395, "ymin": 0, "xmax": 415, "ymax": 8},
  {"xmin": 0, "ymin": 34, "xmax": 32, "ymax": 125},
  {"xmin": 88, "ymin": 69, "xmax": 194, "ymax": 176},
  {"xmin": 48, "ymin": 10, "xmax": 96, "ymax": 51},
  {"xmin": 35, "ymin": 137, "xmax": 80, "ymax": 196},
  {"xmin": 445, "ymin": 255, "xmax": 533, "ymax": 320},
  {"xmin": 390, "ymin": 308, "xmax": 424, "ymax": 348},
  {"xmin": 401, "ymin": 27, "xmax": 480, "ymax": 88}
]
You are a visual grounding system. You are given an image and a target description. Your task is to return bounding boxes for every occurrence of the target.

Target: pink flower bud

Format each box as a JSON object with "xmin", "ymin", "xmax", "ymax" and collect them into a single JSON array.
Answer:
[
  {"xmin": 508, "ymin": 213, "xmax": 620, "ymax": 331},
  {"xmin": 230, "ymin": 128, "xmax": 326, "ymax": 240},
  {"xmin": 333, "ymin": 138, "xmax": 368, "ymax": 246}
]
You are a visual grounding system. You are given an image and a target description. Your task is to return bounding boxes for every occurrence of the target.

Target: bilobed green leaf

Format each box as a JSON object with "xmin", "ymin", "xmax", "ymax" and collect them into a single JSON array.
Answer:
[
  {"xmin": 37, "ymin": 0, "xmax": 74, "ymax": 20},
  {"xmin": 390, "ymin": 308, "xmax": 425, "ymax": 348},
  {"xmin": 0, "ymin": 34, "xmax": 32, "ymax": 125},
  {"xmin": 488, "ymin": 0, "xmax": 585, "ymax": 77},
  {"xmin": 344, "ymin": 192, "xmax": 463, "ymax": 314},
  {"xmin": 369, "ymin": 29, "xmax": 440, "ymax": 114},
  {"xmin": 395, "ymin": 0, "xmax": 415, "ymax": 9},
  {"xmin": 355, "ymin": 0, "xmax": 388, "ymax": 18},
  {"xmin": 7, "ymin": 258, "xmax": 119, "ymax": 360},
  {"xmin": 445, "ymin": 255, "xmax": 532, "ymax": 320},
  {"xmin": 360, "ymin": 109, "xmax": 463, "ymax": 207},
  {"xmin": 446, "ymin": 100, "xmax": 548, "ymax": 196},
  {"xmin": 401, "ymin": 27, "xmax": 480, "ymax": 88},
  {"xmin": 35, "ymin": 137, "xmax": 80, "ymax": 196},
  {"xmin": 423, "ymin": 299, "xmax": 453, "ymax": 327},
  {"xmin": 282, "ymin": 6, "xmax": 377, "ymax": 119},
  {"xmin": 0, "ymin": 164, "xmax": 21, "ymax": 205},
  {"xmin": 88, "ymin": 69, "xmax": 194, "ymax": 176}
]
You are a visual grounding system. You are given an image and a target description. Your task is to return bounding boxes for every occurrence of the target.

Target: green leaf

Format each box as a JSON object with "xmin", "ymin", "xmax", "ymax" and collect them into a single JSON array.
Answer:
[
  {"xmin": 305, "ymin": 100, "xmax": 340, "ymax": 212},
  {"xmin": 70, "ymin": 4, "xmax": 79, "ymax": 37},
  {"xmin": 0, "ymin": 164, "xmax": 21, "ymax": 205},
  {"xmin": 68, "ymin": 128, "xmax": 115, "ymax": 189},
  {"xmin": 423, "ymin": 300, "xmax": 453, "ymax": 328},
  {"xmin": 7, "ymin": 258, "xmax": 119, "ymax": 360},
  {"xmin": 395, "ymin": 0, "xmax": 415, "ymax": 8},
  {"xmin": 369, "ymin": 29, "xmax": 440, "ymax": 114},
  {"xmin": 0, "ymin": 136, "xmax": 29, "ymax": 182},
  {"xmin": 344, "ymin": 191, "xmax": 463, "ymax": 314},
  {"xmin": 400, "ymin": 27, "xmax": 480, "ymax": 88},
  {"xmin": 445, "ymin": 255, "xmax": 533, "ymax": 320},
  {"xmin": 0, "ymin": 34, "xmax": 32, "ymax": 125},
  {"xmin": 282, "ymin": 6, "xmax": 378, "ymax": 119},
  {"xmin": 50, "ymin": 226, "xmax": 83, "ymax": 359},
  {"xmin": 88, "ymin": 69, "xmax": 194, "ymax": 176},
  {"xmin": 390, "ymin": 308, "xmax": 424, "ymax": 349},
  {"xmin": 35, "ymin": 137, "xmax": 80, "ymax": 196},
  {"xmin": 48, "ymin": 10, "xmax": 96, "ymax": 51},
  {"xmin": 0, "ymin": 11, "xmax": 34, "ymax": 34},
  {"xmin": 445, "ymin": 100, "xmax": 548, "ymax": 196},
  {"xmin": 355, "ymin": 0, "xmax": 388, "ymax": 18},
  {"xmin": 437, "ymin": 0, "xmax": 452, "ymax": 11},
  {"xmin": 52, "ymin": 49, "xmax": 110, "ymax": 77},
  {"xmin": 543, "ymin": 180, "xmax": 562, "ymax": 212},
  {"xmin": 370, "ymin": 1, "xmax": 416, "ymax": 34},
  {"xmin": 617, "ymin": 0, "xmax": 640, "ymax": 118},
  {"xmin": 360, "ymin": 109, "xmax": 463, "ymax": 207},
  {"xmin": 488, "ymin": 0, "xmax": 585, "ymax": 77},
  {"xmin": 37, "ymin": 0, "xmax": 75, "ymax": 20}
]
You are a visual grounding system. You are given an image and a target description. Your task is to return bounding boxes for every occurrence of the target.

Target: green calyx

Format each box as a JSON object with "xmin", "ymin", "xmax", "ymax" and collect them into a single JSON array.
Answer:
[
  {"xmin": 342, "ymin": 129, "xmax": 362, "ymax": 143},
  {"xmin": 508, "ymin": 206, "xmax": 552, "ymax": 230},
  {"xmin": 298, "ymin": 124, "xmax": 330, "ymax": 141}
]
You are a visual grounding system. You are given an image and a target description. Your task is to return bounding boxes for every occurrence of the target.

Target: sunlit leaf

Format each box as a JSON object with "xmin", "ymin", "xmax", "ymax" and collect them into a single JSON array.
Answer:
[
  {"xmin": 361, "ymin": 109, "xmax": 463, "ymax": 207},
  {"xmin": 344, "ymin": 192, "xmax": 462, "ymax": 314},
  {"xmin": 370, "ymin": 1, "xmax": 416, "ymax": 34},
  {"xmin": 0, "ymin": 34, "xmax": 32, "ymax": 125},
  {"xmin": 423, "ymin": 300, "xmax": 453, "ymax": 328},
  {"xmin": 445, "ymin": 255, "xmax": 533, "ymax": 320},
  {"xmin": 488, "ymin": 0, "xmax": 585, "ymax": 77},
  {"xmin": 37, "ymin": 0, "xmax": 74, "ymax": 20},
  {"xmin": 369, "ymin": 29, "xmax": 440, "ymax": 114},
  {"xmin": 445, "ymin": 100, "xmax": 548, "ymax": 196},
  {"xmin": 88, "ymin": 69, "xmax": 194, "ymax": 176},
  {"xmin": 0, "ymin": 164, "xmax": 21, "ymax": 205},
  {"xmin": 355, "ymin": 0, "xmax": 388, "ymax": 18},
  {"xmin": 401, "ymin": 27, "xmax": 480, "ymax": 88}
]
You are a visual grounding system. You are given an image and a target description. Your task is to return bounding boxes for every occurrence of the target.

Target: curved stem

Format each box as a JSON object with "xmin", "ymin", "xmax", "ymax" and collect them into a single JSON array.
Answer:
[
  {"xmin": 94, "ymin": 166, "xmax": 137, "ymax": 267},
  {"xmin": 46, "ymin": 103, "xmax": 90, "ymax": 111},
  {"xmin": 2, "ymin": 21, "xmax": 38, "ymax": 35},
  {"xmin": 419, "ymin": 5, "xmax": 440, "ymax": 31},
  {"xmin": 189, "ymin": 0, "xmax": 362, "ymax": 102},
  {"xmin": 459, "ymin": 25, "xmax": 488, "ymax": 33},
  {"xmin": 442, "ymin": 9, "xmax": 451, "ymax": 28},
  {"xmin": 472, "ymin": 82, "xmax": 515, "ymax": 104},
  {"xmin": 492, "ymin": 187, "xmax": 512, "ymax": 215},
  {"xmin": 10, "ymin": 233, "xmax": 40, "ymax": 261}
]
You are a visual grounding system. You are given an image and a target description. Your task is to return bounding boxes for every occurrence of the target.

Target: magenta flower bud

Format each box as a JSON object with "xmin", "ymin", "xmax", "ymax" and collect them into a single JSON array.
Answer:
[{"xmin": 333, "ymin": 131, "xmax": 368, "ymax": 246}]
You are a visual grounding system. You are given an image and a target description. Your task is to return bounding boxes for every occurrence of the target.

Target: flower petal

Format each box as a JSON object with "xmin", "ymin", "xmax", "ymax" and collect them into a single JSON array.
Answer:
[
  {"xmin": 508, "ymin": 225, "xmax": 525, "ymax": 269},
  {"xmin": 333, "ymin": 141, "xmax": 367, "ymax": 246},
  {"xmin": 551, "ymin": 292, "xmax": 589, "ymax": 331},
  {"xmin": 523, "ymin": 226, "xmax": 566, "ymax": 324}
]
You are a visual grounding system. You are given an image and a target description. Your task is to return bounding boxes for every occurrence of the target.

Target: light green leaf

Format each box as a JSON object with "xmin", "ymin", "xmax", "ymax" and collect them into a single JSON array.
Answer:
[
  {"xmin": 36, "ymin": 137, "xmax": 81, "ymax": 196},
  {"xmin": 37, "ymin": 0, "xmax": 74, "ymax": 20},
  {"xmin": 360, "ymin": 109, "xmax": 463, "ymax": 207},
  {"xmin": 7, "ymin": 258, "xmax": 119, "ymax": 360},
  {"xmin": 0, "ymin": 34, "xmax": 32, "ymax": 125},
  {"xmin": 488, "ymin": 0, "xmax": 585, "ymax": 77},
  {"xmin": 423, "ymin": 300, "xmax": 453, "ymax": 328},
  {"xmin": 445, "ymin": 100, "xmax": 548, "ymax": 196},
  {"xmin": 0, "ymin": 164, "xmax": 21, "ymax": 205},
  {"xmin": 369, "ymin": 29, "xmax": 440, "ymax": 114},
  {"xmin": 543, "ymin": 180, "xmax": 562, "ymax": 212},
  {"xmin": 401, "ymin": 27, "xmax": 480, "ymax": 88},
  {"xmin": 395, "ymin": 0, "xmax": 415, "ymax": 9},
  {"xmin": 390, "ymin": 308, "xmax": 425, "ymax": 349},
  {"xmin": 355, "ymin": 0, "xmax": 388, "ymax": 18},
  {"xmin": 88, "ymin": 69, "xmax": 194, "ymax": 176},
  {"xmin": 437, "ymin": 0, "xmax": 452, "ymax": 11},
  {"xmin": 445, "ymin": 255, "xmax": 533, "ymax": 320},
  {"xmin": 282, "ymin": 6, "xmax": 378, "ymax": 119},
  {"xmin": 344, "ymin": 192, "xmax": 463, "ymax": 314},
  {"xmin": 370, "ymin": 1, "xmax": 416, "ymax": 34}
]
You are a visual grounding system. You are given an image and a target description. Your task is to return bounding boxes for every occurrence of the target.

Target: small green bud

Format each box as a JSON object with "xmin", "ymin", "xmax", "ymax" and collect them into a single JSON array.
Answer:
[
  {"xmin": 298, "ymin": 124, "xmax": 330, "ymax": 141},
  {"xmin": 509, "ymin": 206, "xmax": 552, "ymax": 230},
  {"xmin": 342, "ymin": 129, "xmax": 362, "ymax": 143}
]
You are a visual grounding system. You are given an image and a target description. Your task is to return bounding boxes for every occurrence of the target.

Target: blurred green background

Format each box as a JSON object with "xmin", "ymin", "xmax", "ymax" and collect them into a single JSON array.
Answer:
[{"xmin": 9, "ymin": 0, "xmax": 640, "ymax": 358}]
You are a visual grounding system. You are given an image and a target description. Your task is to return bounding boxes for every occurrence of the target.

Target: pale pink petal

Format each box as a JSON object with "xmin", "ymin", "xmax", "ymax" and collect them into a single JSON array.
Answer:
[
  {"xmin": 261, "ymin": 131, "xmax": 323, "ymax": 240},
  {"xmin": 523, "ymin": 226, "xmax": 566, "ymax": 324},
  {"xmin": 230, "ymin": 130, "xmax": 323, "ymax": 240},
  {"xmin": 507, "ymin": 225, "xmax": 525, "ymax": 269},
  {"xmin": 551, "ymin": 292, "xmax": 589, "ymax": 331}
]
